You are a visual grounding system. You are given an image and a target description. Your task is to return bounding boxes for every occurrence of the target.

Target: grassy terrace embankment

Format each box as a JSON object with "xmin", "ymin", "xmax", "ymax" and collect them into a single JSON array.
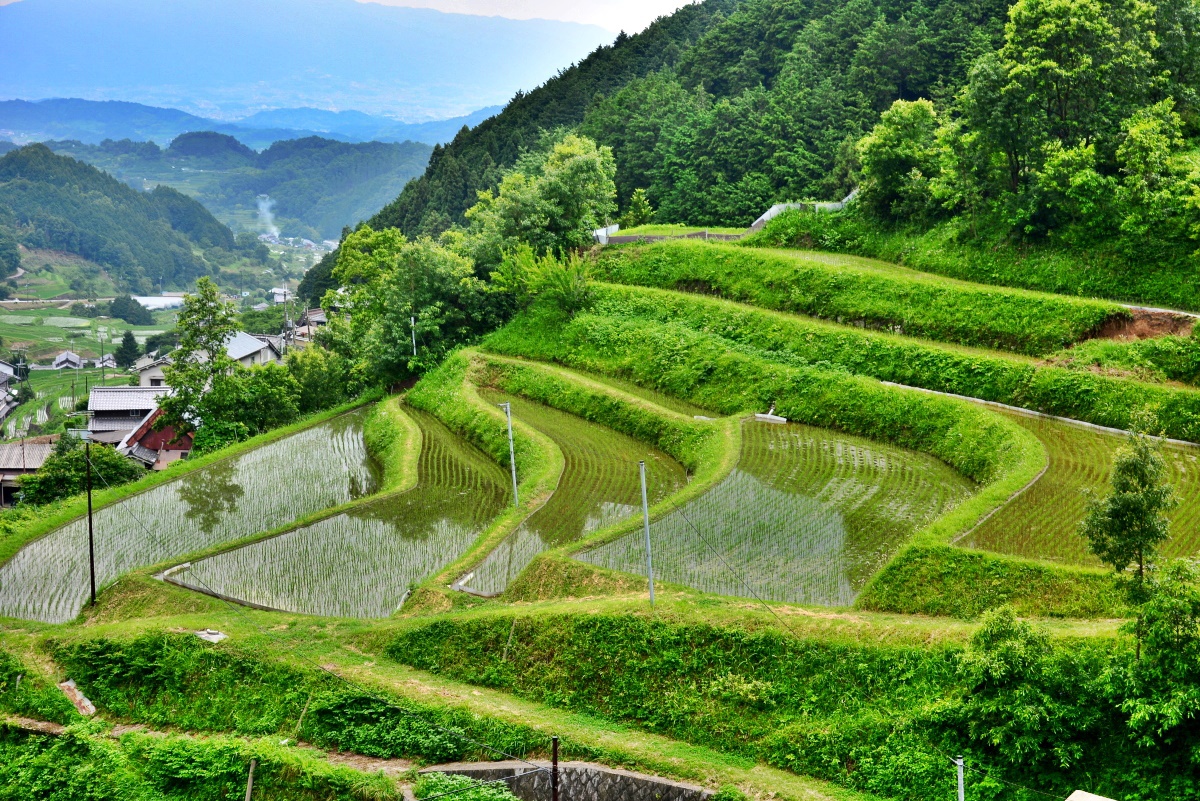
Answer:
[
  {"xmin": 581, "ymin": 282, "xmax": 1200, "ymax": 442},
  {"xmin": 745, "ymin": 208, "xmax": 1200, "ymax": 313},
  {"xmin": 596, "ymin": 241, "xmax": 1124, "ymax": 356}
]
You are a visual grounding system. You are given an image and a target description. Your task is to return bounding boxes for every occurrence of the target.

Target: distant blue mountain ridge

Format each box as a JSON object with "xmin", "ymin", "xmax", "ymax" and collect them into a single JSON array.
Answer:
[
  {"xmin": 0, "ymin": 0, "xmax": 612, "ymax": 120},
  {"xmin": 0, "ymin": 98, "xmax": 502, "ymax": 149}
]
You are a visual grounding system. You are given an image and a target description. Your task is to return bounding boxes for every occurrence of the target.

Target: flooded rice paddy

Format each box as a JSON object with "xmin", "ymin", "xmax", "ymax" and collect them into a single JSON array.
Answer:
[
  {"xmin": 458, "ymin": 391, "xmax": 686, "ymax": 596},
  {"xmin": 579, "ymin": 420, "xmax": 976, "ymax": 606},
  {"xmin": 0, "ymin": 409, "xmax": 381, "ymax": 623},
  {"xmin": 173, "ymin": 409, "xmax": 509, "ymax": 617}
]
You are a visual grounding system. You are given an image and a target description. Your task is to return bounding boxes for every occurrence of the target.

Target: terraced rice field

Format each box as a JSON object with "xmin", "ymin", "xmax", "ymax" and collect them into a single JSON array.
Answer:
[
  {"xmin": 459, "ymin": 391, "xmax": 687, "ymax": 596},
  {"xmin": 175, "ymin": 409, "xmax": 510, "ymax": 617},
  {"xmin": 964, "ymin": 413, "xmax": 1200, "ymax": 564},
  {"xmin": 579, "ymin": 421, "xmax": 976, "ymax": 605},
  {"xmin": 0, "ymin": 409, "xmax": 381, "ymax": 623}
]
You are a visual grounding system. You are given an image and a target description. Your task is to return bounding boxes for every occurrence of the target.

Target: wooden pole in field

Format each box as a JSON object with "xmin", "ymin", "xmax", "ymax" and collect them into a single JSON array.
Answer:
[
  {"xmin": 639, "ymin": 461, "xmax": 655, "ymax": 607},
  {"xmin": 500, "ymin": 402, "xmax": 518, "ymax": 507},
  {"xmin": 244, "ymin": 759, "xmax": 257, "ymax": 801}
]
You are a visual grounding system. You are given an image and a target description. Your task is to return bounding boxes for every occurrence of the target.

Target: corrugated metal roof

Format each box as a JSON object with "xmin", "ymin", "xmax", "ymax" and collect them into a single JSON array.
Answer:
[
  {"xmin": 227, "ymin": 331, "xmax": 270, "ymax": 361},
  {"xmin": 87, "ymin": 387, "xmax": 169, "ymax": 412},
  {"xmin": 0, "ymin": 443, "xmax": 53, "ymax": 471},
  {"xmin": 88, "ymin": 418, "xmax": 138, "ymax": 432}
]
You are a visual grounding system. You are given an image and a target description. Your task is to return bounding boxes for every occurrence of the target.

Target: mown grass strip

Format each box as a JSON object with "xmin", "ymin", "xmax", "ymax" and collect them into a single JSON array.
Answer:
[
  {"xmin": 596, "ymin": 240, "xmax": 1122, "ymax": 355},
  {"xmin": 585, "ymin": 282, "xmax": 1200, "ymax": 442}
]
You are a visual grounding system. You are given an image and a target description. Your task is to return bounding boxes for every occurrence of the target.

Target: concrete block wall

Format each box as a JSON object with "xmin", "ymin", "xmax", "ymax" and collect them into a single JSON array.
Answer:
[{"xmin": 422, "ymin": 760, "xmax": 714, "ymax": 801}]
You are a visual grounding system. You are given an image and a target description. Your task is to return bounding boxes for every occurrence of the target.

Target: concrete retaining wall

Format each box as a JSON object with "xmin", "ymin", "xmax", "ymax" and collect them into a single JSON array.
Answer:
[{"xmin": 421, "ymin": 760, "xmax": 713, "ymax": 801}]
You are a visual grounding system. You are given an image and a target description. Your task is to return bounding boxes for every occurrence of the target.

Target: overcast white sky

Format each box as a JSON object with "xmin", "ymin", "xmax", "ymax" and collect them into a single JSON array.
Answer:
[{"xmin": 359, "ymin": 0, "xmax": 697, "ymax": 32}]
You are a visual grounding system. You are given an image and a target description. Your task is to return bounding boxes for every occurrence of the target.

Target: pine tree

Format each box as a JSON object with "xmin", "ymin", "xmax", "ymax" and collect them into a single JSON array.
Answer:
[{"xmin": 114, "ymin": 329, "xmax": 140, "ymax": 368}]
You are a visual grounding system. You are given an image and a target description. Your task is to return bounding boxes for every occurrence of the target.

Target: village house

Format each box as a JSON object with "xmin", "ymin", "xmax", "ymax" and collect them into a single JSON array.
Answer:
[
  {"xmin": 53, "ymin": 351, "xmax": 84, "ymax": 370},
  {"xmin": 0, "ymin": 436, "xmax": 56, "ymax": 506},
  {"xmin": 117, "ymin": 407, "xmax": 192, "ymax": 469},
  {"xmin": 87, "ymin": 386, "xmax": 170, "ymax": 445},
  {"xmin": 136, "ymin": 331, "xmax": 282, "ymax": 387},
  {"xmin": 93, "ymin": 354, "xmax": 116, "ymax": 369}
]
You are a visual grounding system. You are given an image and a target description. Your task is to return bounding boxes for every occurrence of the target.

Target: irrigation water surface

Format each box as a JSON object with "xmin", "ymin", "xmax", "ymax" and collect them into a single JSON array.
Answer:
[
  {"xmin": 458, "ymin": 391, "xmax": 687, "ymax": 596},
  {"xmin": 580, "ymin": 420, "xmax": 976, "ymax": 606},
  {"xmin": 0, "ymin": 409, "xmax": 380, "ymax": 623},
  {"xmin": 173, "ymin": 409, "xmax": 510, "ymax": 617}
]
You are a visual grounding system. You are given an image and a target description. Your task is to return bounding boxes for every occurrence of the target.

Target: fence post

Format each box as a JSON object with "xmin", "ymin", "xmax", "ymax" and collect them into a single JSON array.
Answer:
[
  {"xmin": 639, "ymin": 461, "xmax": 654, "ymax": 607},
  {"xmin": 551, "ymin": 735, "xmax": 559, "ymax": 801},
  {"xmin": 955, "ymin": 756, "xmax": 964, "ymax": 801},
  {"xmin": 244, "ymin": 759, "xmax": 257, "ymax": 801}
]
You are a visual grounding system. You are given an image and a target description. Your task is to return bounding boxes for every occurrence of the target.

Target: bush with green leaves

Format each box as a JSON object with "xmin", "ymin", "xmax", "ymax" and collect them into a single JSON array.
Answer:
[
  {"xmin": 414, "ymin": 772, "xmax": 518, "ymax": 801},
  {"xmin": 18, "ymin": 437, "xmax": 145, "ymax": 506}
]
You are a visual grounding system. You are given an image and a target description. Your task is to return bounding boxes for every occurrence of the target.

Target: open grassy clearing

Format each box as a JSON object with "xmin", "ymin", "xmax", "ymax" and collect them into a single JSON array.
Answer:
[
  {"xmin": 963, "ymin": 412, "xmax": 1200, "ymax": 564},
  {"xmin": 176, "ymin": 408, "xmax": 510, "ymax": 617},
  {"xmin": 616, "ymin": 224, "xmax": 747, "ymax": 236},
  {"xmin": 459, "ymin": 390, "xmax": 687, "ymax": 596},
  {"xmin": 580, "ymin": 421, "xmax": 976, "ymax": 605},
  {"xmin": 596, "ymin": 240, "xmax": 1122, "ymax": 356},
  {"xmin": 12, "ymin": 248, "xmax": 120, "ymax": 301},
  {"xmin": 0, "ymin": 408, "xmax": 381, "ymax": 623}
]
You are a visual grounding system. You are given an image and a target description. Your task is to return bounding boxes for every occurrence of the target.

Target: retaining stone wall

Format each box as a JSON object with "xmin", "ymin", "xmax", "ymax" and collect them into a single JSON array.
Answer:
[{"xmin": 422, "ymin": 760, "xmax": 713, "ymax": 801}]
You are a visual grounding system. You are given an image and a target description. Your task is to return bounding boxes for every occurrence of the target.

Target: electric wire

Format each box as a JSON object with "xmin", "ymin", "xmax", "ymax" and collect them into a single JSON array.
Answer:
[{"xmin": 81, "ymin": 451, "xmax": 548, "ymax": 775}]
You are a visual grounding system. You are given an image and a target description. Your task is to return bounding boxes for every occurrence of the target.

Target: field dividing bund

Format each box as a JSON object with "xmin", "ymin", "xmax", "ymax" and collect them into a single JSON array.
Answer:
[
  {"xmin": 175, "ymin": 409, "xmax": 510, "ymax": 617},
  {"xmin": 460, "ymin": 390, "xmax": 687, "ymax": 596},
  {"xmin": 0, "ymin": 408, "xmax": 382, "ymax": 623},
  {"xmin": 963, "ymin": 412, "xmax": 1200, "ymax": 564},
  {"xmin": 579, "ymin": 421, "xmax": 976, "ymax": 605},
  {"xmin": 596, "ymin": 240, "xmax": 1123, "ymax": 356}
]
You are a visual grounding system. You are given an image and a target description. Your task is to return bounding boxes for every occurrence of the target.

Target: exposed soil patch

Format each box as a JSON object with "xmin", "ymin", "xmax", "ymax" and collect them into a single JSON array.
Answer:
[
  {"xmin": 311, "ymin": 747, "xmax": 412, "ymax": 776},
  {"xmin": 1090, "ymin": 308, "xmax": 1194, "ymax": 341}
]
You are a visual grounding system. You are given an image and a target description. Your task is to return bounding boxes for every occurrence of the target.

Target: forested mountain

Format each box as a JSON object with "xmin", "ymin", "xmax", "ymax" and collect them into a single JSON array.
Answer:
[
  {"xmin": 373, "ymin": 0, "xmax": 1013, "ymax": 233},
  {"xmin": 48, "ymin": 134, "xmax": 434, "ymax": 239},
  {"xmin": 0, "ymin": 144, "xmax": 257, "ymax": 291},
  {"xmin": 377, "ymin": 0, "xmax": 1200, "ymax": 235}
]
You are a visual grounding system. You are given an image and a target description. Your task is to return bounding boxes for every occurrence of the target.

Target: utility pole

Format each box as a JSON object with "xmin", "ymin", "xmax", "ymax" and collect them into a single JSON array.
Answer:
[
  {"xmin": 410, "ymin": 315, "xmax": 417, "ymax": 356},
  {"xmin": 86, "ymin": 438, "xmax": 96, "ymax": 607},
  {"xmin": 639, "ymin": 461, "xmax": 655, "ymax": 606},
  {"xmin": 244, "ymin": 759, "xmax": 257, "ymax": 801},
  {"xmin": 499, "ymin": 402, "xmax": 518, "ymax": 507},
  {"xmin": 954, "ymin": 756, "xmax": 964, "ymax": 801},
  {"xmin": 551, "ymin": 736, "xmax": 559, "ymax": 801}
]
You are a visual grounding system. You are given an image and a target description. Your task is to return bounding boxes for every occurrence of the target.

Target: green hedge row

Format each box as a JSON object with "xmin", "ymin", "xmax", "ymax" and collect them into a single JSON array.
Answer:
[
  {"xmin": 595, "ymin": 241, "xmax": 1122, "ymax": 356},
  {"xmin": 0, "ymin": 723, "xmax": 402, "ymax": 800},
  {"xmin": 585, "ymin": 283, "xmax": 1200, "ymax": 442},
  {"xmin": 52, "ymin": 633, "xmax": 574, "ymax": 766},
  {"xmin": 382, "ymin": 610, "xmax": 1169, "ymax": 800}
]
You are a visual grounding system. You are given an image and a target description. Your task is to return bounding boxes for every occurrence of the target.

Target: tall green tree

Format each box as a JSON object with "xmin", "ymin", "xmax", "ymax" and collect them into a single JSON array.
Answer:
[
  {"xmin": 1079, "ymin": 421, "xmax": 1179, "ymax": 597},
  {"xmin": 18, "ymin": 438, "xmax": 144, "ymax": 505},
  {"xmin": 858, "ymin": 99, "xmax": 941, "ymax": 220},
  {"xmin": 159, "ymin": 277, "xmax": 238, "ymax": 436},
  {"xmin": 113, "ymin": 330, "xmax": 140, "ymax": 368}
]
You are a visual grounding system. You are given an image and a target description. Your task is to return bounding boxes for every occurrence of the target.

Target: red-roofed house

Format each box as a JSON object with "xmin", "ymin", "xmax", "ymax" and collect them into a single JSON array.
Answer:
[{"xmin": 117, "ymin": 408, "xmax": 192, "ymax": 469}]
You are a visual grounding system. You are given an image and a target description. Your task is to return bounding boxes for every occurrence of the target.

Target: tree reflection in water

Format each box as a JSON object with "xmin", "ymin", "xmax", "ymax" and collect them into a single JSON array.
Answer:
[{"xmin": 178, "ymin": 459, "xmax": 245, "ymax": 533}]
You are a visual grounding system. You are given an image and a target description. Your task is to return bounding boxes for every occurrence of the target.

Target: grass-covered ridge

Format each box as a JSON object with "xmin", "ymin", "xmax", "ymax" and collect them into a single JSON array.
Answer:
[
  {"xmin": 584, "ymin": 282, "xmax": 1200, "ymax": 442},
  {"xmin": 746, "ymin": 209, "xmax": 1200, "ymax": 313},
  {"xmin": 595, "ymin": 240, "xmax": 1123, "ymax": 356}
]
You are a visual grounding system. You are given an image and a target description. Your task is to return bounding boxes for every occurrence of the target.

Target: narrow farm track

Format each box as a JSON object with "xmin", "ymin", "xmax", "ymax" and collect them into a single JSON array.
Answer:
[
  {"xmin": 459, "ymin": 390, "xmax": 688, "ymax": 596},
  {"xmin": 965, "ymin": 412, "xmax": 1200, "ymax": 564},
  {"xmin": 177, "ymin": 409, "xmax": 510, "ymax": 617}
]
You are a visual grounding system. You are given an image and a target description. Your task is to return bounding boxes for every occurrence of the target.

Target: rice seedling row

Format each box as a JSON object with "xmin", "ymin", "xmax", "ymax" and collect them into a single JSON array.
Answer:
[
  {"xmin": 579, "ymin": 421, "xmax": 976, "ymax": 605},
  {"xmin": 964, "ymin": 413, "xmax": 1200, "ymax": 564},
  {"xmin": 175, "ymin": 408, "xmax": 510, "ymax": 618},
  {"xmin": 459, "ymin": 391, "xmax": 687, "ymax": 596},
  {"xmin": 0, "ymin": 408, "xmax": 382, "ymax": 623}
]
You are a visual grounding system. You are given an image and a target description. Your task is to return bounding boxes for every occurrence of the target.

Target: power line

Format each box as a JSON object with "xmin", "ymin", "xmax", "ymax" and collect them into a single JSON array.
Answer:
[{"xmin": 82, "ymin": 452, "xmax": 547, "ymax": 772}]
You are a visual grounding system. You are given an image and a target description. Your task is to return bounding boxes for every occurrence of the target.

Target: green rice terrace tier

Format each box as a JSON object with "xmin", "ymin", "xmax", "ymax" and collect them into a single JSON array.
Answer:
[
  {"xmin": 458, "ymin": 391, "xmax": 687, "ymax": 596},
  {"xmin": 0, "ymin": 409, "xmax": 381, "ymax": 623},
  {"xmin": 962, "ymin": 412, "xmax": 1200, "ymax": 564},
  {"xmin": 172, "ymin": 409, "xmax": 510, "ymax": 617},
  {"xmin": 579, "ymin": 420, "xmax": 976, "ymax": 605}
]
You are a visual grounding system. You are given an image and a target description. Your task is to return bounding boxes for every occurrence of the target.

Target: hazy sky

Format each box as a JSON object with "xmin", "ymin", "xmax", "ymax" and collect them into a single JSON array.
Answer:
[
  {"xmin": 359, "ymin": 0, "xmax": 695, "ymax": 32},
  {"xmin": 0, "ymin": 0, "xmax": 694, "ymax": 31}
]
